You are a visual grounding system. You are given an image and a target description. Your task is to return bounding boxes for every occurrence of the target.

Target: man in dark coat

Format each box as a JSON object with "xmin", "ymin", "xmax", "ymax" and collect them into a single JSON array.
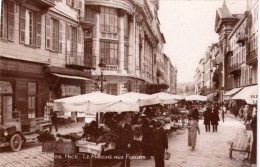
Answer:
[
  {"xmin": 203, "ymin": 106, "xmax": 212, "ymax": 132},
  {"xmin": 152, "ymin": 121, "xmax": 168, "ymax": 167},
  {"xmin": 250, "ymin": 113, "xmax": 257, "ymax": 164},
  {"xmin": 116, "ymin": 115, "xmax": 133, "ymax": 167},
  {"xmin": 141, "ymin": 118, "xmax": 153, "ymax": 159},
  {"xmin": 211, "ymin": 106, "xmax": 220, "ymax": 132},
  {"xmin": 50, "ymin": 109, "xmax": 58, "ymax": 132}
]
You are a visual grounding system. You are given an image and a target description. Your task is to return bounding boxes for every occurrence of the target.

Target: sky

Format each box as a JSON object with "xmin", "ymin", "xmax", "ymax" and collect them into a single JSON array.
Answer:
[{"xmin": 158, "ymin": 0, "xmax": 247, "ymax": 83}]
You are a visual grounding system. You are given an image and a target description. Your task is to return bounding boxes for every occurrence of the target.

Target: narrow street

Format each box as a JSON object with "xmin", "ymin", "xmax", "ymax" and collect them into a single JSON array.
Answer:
[
  {"xmin": 132, "ymin": 116, "xmax": 248, "ymax": 167},
  {"xmin": 0, "ymin": 117, "xmax": 249, "ymax": 167}
]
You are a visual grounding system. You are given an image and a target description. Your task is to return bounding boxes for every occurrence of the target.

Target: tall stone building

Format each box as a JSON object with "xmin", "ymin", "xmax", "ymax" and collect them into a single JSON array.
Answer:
[{"xmin": 0, "ymin": 0, "xmax": 177, "ymax": 130}]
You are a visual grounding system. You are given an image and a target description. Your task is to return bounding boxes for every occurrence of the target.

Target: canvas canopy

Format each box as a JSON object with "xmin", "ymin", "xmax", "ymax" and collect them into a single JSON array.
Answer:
[
  {"xmin": 53, "ymin": 92, "xmax": 139, "ymax": 114},
  {"xmin": 118, "ymin": 92, "xmax": 162, "ymax": 107},
  {"xmin": 231, "ymin": 85, "xmax": 257, "ymax": 105},
  {"xmin": 223, "ymin": 87, "xmax": 243, "ymax": 100},
  {"xmin": 185, "ymin": 95, "xmax": 207, "ymax": 101},
  {"xmin": 152, "ymin": 92, "xmax": 182, "ymax": 104}
]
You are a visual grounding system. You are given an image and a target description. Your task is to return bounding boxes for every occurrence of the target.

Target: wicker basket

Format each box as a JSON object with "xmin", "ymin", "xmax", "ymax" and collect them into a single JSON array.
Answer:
[{"xmin": 164, "ymin": 151, "xmax": 171, "ymax": 160}]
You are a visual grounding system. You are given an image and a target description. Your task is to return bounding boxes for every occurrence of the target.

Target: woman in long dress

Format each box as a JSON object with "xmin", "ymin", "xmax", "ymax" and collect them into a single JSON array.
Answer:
[{"xmin": 188, "ymin": 115, "xmax": 200, "ymax": 150}]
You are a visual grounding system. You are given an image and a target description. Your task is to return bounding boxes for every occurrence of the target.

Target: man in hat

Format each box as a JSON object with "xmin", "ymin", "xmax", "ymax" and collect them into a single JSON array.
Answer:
[
  {"xmin": 116, "ymin": 114, "xmax": 133, "ymax": 167},
  {"xmin": 152, "ymin": 121, "xmax": 168, "ymax": 167}
]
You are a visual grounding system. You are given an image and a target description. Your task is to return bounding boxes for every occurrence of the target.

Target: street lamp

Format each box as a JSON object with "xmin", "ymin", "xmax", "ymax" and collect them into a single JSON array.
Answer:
[{"xmin": 98, "ymin": 58, "xmax": 106, "ymax": 93}]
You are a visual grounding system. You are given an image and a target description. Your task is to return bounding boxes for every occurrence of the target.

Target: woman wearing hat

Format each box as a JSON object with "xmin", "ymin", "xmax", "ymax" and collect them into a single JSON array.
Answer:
[{"xmin": 187, "ymin": 115, "xmax": 200, "ymax": 151}]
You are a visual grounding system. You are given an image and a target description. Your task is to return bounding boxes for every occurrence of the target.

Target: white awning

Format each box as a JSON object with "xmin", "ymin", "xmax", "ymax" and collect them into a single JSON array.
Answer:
[
  {"xmin": 231, "ymin": 85, "xmax": 258, "ymax": 104},
  {"xmin": 223, "ymin": 87, "xmax": 243, "ymax": 96},
  {"xmin": 52, "ymin": 73, "xmax": 90, "ymax": 81}
]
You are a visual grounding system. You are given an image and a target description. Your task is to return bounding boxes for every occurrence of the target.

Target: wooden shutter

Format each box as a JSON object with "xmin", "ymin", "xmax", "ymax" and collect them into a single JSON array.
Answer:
[
  {"xmin": 36, "ymin": 13, "xmax": 41, "ymax": 48},
  {"xmin": 7, "ymin": 1, "xmax": 14, "ymax": 41},
  {"xmin": 74, "ymin": 0, "xmax": 78, "ymax": 9},
  {"xmin": 45, "ymin": 15, "xmax": 51, "ymax": 50},
  {"xmin": 20, "ymin": 6, "xmax": 26, "ymax": 43},
  {"xmin": 59, "ymin": 20, "xmax": 63, "ymax": 53},
  {"xmin": 66, "ymin": 23, "xmax": 71, "ymax": 52},
  {"xmin": 78, "ymin": 0, "xmax": 83, "ymax": 10}
]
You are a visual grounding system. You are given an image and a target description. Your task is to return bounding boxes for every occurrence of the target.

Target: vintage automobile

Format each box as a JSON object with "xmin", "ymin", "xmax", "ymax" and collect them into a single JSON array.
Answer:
[{"xmin": 0, "ymin": 113, "xmax": 52, "ymax": 151}]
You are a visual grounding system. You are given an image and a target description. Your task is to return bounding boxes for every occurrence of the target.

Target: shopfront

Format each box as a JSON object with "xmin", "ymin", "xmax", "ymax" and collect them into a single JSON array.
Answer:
[{"xmin": 0, "ymin": 57, "xmax": 47, "ymax": 132}]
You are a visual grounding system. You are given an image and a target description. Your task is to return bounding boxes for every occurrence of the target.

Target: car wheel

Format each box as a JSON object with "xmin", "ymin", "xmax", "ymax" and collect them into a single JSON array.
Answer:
[{"xmin": 9, "ymin": 133, "xmax": 23, "ymax": 151}]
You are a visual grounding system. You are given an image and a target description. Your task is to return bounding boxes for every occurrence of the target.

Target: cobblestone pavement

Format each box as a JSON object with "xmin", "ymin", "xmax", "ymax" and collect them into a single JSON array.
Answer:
[
  {"xmin": 0, "ymin": 118, "xmax": 252, "ymax": 167},
  {"xmin": 0, "ymin": 122, "xmax": 85, "ymax": 167}
]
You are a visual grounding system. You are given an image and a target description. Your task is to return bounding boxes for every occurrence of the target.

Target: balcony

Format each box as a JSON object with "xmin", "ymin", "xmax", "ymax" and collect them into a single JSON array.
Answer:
[
  {"xmin": 17, "ymin": 0, "xmax": 55, "ymax": 10},
  {"xmin": 79, "ymin": 17, "xmax": 95, "ymax": 30},
  {"xmin": 236, "ymin": 34, "xmax": 247, "ymax": 46},
  {"xmin": 229, "ymin": 64, "xmax": 241, "ymax": 75},
  {"xmin": 246, "ymin": 48, "xmax": 258, "ymax": 66},
  {"xmin": 226, "ymin": 45, "xmax": 233, "ymax": 56},
  {"xmin": 66, "ymin": 51, "xmax": 87, "ymax": 70}
]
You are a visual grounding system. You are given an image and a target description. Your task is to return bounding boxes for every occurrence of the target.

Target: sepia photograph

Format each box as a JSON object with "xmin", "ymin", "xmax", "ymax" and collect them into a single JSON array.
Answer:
[{"xmin": 0, "ymin": 0, "xmax": 258, "ymax": 166}]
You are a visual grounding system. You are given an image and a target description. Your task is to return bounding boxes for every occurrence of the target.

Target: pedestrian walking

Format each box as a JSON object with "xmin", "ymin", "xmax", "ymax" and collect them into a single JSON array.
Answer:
[
  {"xmin": 221, "ymin": 106, "xmax": 225, "ymax": 122},
  {"xmin": 116, "ymin": 114, "xmax": 133, "ymax": 167},
  {"xmin": 203, "ymin": 106, "xmax": 212, "ymax": 132},
  {"xmin": 211, "ymin": 105, "xmax": 220, "ymax": 132},
  {"xmin": 50, "ymin": 109, "xmax": 58, "ymax": 132},
  {"xmin": 250, "ymin": 112, "xmax": 257, "ymax": 165},
  {"xmin": 191, "ymin": 106, "xmax": 199, "ymax": 122},
  {"xmin": 141, "ymin": 118, "xmax": 153, "ymax": 159},
  {"xmin": 244, "ymin": 105, "xmax": 252, "ymax": 124},
  {"xmin": 187, "ymin": 115, "xmax": 200, "ymax": 151},
  {"xmin": 152, "ymin": 121, "xmax": 168, "ymax": 167}
]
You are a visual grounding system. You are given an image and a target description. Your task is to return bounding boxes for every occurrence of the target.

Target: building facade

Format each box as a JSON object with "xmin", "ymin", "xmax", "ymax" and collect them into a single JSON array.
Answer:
[
  {"xmin": 0, "ymin": 0, "xmax": 177, "ymax": 130},
  {"xmin": 194, "ymin": 0, "xmax": 258, "ymax": 102}
]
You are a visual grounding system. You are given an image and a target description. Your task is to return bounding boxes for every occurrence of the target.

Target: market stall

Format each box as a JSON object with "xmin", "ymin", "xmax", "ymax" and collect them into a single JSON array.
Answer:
[
  {"xmin": 43, "ymin": 92, "xmax": 140, "ymax": 167},
  {"xmin": 152, "ymin": 92, "xmax": 182, "ymax": 104},
  {"xmin": 118, "ymin": 92, "xmax": 162, "ymax": 107},
  {"xmin": 185, "ymin": 95, "xmax": 207, "ymax": 101}
]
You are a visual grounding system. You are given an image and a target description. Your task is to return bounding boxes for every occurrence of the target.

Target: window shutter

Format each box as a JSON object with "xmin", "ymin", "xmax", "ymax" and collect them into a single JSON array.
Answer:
[
  {"xmin": 66, "ymin": 23, "xmax": 71, "ymax": 52},
  {"xmin": 59, "ymin": 20, "xmax": 63, "ymax": 53},
  {"xmin": 45, "ymin": 15, "xmax": 51, "ymax": 50},
  {"xmin": 36, "ymin": 13, "xmax": 41, "ymax": 48},
  {"xmin": 78, "ymin": 0, "xmax": 83, "ymax": 10},
  {"xmin": 7, "ymin": 1, "xmax": 15, "ymax": 41},
  {"xmin": 19, "ymin": 6, "xmax": 26, "ymax": 43},
  {"xmin": 74, "ymin": 0, "xmax": 78, "ymax": 9},
  {"xmin": 77, "ymin": 28, "xmax": 81, "ymax": 44}
]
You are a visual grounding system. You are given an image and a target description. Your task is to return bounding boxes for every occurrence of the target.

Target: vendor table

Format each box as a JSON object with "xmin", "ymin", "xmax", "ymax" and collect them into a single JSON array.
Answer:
[{"xmin": 42, "ymin": 141, "xmax": 126, "ymax": 167}]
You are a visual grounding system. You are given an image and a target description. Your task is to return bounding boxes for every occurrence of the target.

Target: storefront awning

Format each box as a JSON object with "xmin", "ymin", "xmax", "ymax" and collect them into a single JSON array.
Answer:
[
  {"xmin": 52, "ymin": 73, "xmax": 91, "ymax": 81},
  {"xmin": 223, "ymin": 87, "xmax": 243, "ymax": 96},
  {"xmin": 231, "ymin": 85, "xmax": 258, "ymax": 104}
]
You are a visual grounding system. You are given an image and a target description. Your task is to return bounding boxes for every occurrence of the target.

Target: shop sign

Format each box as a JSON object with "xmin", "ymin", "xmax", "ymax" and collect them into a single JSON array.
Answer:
[
  {"xmin": 0, "ymin": 59, "xmax": 43, "ymax": 74},
  {"xmin": 61, "ymin": 84, "xmax": 81, "ymax": 97},
  {"xmin": 0, "ymin": 81, "xmax": 13, "ymax": 94}
]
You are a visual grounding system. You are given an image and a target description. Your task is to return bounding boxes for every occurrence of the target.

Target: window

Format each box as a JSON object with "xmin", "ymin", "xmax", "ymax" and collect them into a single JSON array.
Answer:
[
  {"xmin": 124, "ymin": 45, "xmax": 128, "ymax": 69},
  {"xmin": 0, "ymin": 0, "xmax": 15, "ymax": 41},
  {"xmin": 100, "ymin": 7, "xmax": 118, "ymax": 33},
  {"xmin": 46, "ymin": 16, "xmax": 59, "ymax": 51},
  {"xmin": 20, "ymin": 7, "xmax": 41, "ymax": 47},
  {"xmin": 124, "ymin": 14, "xmax": 129, "ymax": 41},
  {"xmin": 106, "ymin": 83, "xmax": 117, "ymax": 95},
  {"xmin": 85, "ymin": 6, "xmax": 94, "ymax": 21},
  {"xmin": 28, "ymin": 82, "xmax": 37, "ymax": 119},
  {"xmin": 84, "ymin": 40, "xmax": 93, "ymax": 67},
  {"xmin": 100, "ymin": 41, "xmax": 118, "ymax": 65},
  {"xmin": 0, "ymin": 81, "xmax": 14, "ymax": 124}
]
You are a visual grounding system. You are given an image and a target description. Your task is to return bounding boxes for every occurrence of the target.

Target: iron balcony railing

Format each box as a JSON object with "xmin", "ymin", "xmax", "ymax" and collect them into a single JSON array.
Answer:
[{"xmin": 66, "ymin": 51, "xmax": 85, "ymax": 67}]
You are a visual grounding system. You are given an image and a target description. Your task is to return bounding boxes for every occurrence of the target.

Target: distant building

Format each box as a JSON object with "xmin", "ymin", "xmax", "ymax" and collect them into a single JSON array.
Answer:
[{"xmin": 177, "ymin": 82, "xmax": 195, "ymax": 96}]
